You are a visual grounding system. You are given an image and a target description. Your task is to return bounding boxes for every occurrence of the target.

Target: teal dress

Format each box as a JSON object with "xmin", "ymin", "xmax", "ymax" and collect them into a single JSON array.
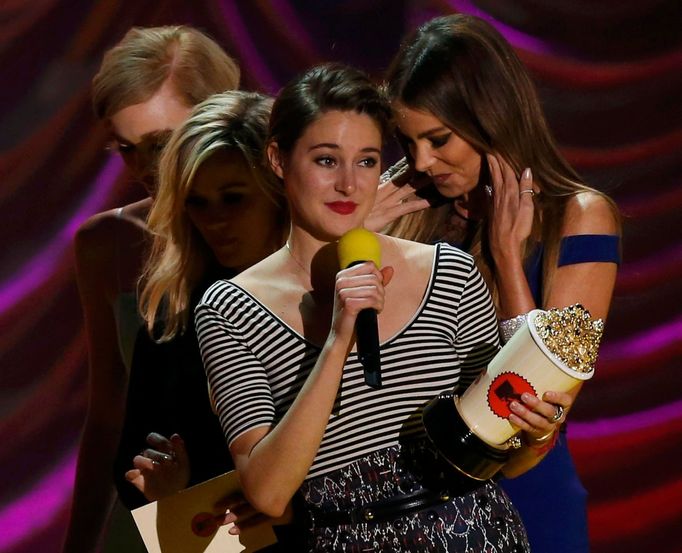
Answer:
[{"xmin": 499, "ymin": 234, "xmax": 620, "ymax": 552}]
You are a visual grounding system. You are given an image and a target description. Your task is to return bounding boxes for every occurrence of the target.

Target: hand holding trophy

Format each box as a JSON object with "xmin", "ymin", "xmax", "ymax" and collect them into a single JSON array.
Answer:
[{"xmin": 423, "ymin": 304, "xmax": 603, "ymax": 480}]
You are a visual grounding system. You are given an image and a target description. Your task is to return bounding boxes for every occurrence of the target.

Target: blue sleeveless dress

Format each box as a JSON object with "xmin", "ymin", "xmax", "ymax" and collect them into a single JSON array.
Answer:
[{"xmin": 499, "ymin": 234, "xmax": 620, "ymax": 553}]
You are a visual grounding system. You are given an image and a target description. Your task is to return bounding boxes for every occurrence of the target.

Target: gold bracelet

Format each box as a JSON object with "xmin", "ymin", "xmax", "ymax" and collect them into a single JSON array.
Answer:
[{"xmin": 526, "ymin": 428, "xmax": 555, "ymax": 445}]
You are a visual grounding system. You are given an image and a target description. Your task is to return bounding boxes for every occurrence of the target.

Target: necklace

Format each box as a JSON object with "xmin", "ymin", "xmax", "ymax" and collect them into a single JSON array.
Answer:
[{"xmin": 285, "ymin": 240, "xmax": 311, "ymax": 277}]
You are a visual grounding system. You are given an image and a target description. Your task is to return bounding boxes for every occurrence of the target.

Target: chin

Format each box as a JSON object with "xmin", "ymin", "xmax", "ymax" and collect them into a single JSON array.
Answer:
[
  {"xmin": 436, "ymin": 181, "xmax": 470, "ymax": 199},
  {"xmin": 211, "ymin": 247, "xmax": 237, "ymax": 267}
]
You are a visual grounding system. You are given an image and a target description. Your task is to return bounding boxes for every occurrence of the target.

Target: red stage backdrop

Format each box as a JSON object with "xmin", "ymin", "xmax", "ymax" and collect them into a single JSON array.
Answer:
[{"xmin": 0, "ymin": 1, "xmax": 680, "ymax": 552}]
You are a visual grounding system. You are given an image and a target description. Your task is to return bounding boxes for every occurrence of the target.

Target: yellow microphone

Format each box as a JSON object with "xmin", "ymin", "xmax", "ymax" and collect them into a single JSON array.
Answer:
[{"xmin": 337, "ymin": 228, "xmax": 382, "ymax": 388}]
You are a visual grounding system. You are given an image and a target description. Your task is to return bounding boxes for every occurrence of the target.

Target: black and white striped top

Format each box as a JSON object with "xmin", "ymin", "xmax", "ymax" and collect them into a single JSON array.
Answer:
[{"xmin": 195, "ymin": 243, "xmax": 499, "ymax": 479}]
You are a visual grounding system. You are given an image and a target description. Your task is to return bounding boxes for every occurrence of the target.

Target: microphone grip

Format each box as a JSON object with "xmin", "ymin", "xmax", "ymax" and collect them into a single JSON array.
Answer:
[{"xmin": 356, "ymin": 308, "xmax": 381, "ymax": 388}]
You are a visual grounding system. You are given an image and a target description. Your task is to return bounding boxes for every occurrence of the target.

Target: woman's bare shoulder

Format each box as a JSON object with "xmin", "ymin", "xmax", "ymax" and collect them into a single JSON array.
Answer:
[
  {"xmin": 231, "ymin": 249, "xmax": 288, "ymax": 296},
  {"xmin": 382, "ymin": 235, "xmax": 435, "ymax": 267},
  {"xmin": 74, "ymin": 199, "xmax": 151, "ymax": 293},
  {"xmin": 75, "ymin": 199, "xmax": 150, "ymax": 254},
  {"xmin": 561, "ymin": 191, "xmax": 620, "ymax": 236}
]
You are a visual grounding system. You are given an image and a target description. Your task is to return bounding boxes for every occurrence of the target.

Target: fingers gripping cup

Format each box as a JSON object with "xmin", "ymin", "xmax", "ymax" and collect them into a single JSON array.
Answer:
[{"xmin": 423, "ymin": 304, "xmax": 603, "ymax": 480}]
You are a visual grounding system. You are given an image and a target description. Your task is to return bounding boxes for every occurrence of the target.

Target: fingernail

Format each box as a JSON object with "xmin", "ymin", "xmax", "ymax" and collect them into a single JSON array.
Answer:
[
  {"xmin": 510, "ymin": 401, "xmax": 521, "ymax": 412},
  {"xmin": 522, "ymin": 168, "xmax": 532, "ymax": 180},
  {"xmin": 521, "ymin": 392, "xmax": 534, "ymax": 402}
]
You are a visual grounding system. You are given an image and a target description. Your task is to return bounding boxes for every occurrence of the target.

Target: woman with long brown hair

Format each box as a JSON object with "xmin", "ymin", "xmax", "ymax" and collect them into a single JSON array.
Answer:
[{"xmin": 382, "ymin": 14, "xmax": 620, "ymax": 552}]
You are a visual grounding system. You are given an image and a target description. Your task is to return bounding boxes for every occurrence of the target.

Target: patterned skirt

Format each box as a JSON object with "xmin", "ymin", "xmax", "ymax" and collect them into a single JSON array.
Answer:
[{"xmin": 298, "ymin": 441, "xmax": 529, "ymax": 552}]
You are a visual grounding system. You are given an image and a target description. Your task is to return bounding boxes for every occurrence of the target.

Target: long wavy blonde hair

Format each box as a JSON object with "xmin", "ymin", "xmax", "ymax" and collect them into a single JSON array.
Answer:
[
  {"xmin": 384, "ymin": 14, "xmax": 620, "ymax": 308},
  {"xmin": 139, "ymin": 91, "xmax": 287, "ymax": 340}
]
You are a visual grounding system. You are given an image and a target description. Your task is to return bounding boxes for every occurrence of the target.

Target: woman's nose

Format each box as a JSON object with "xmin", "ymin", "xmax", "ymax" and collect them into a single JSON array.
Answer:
[
  {"xmin": 413, "ymin": 144, "xmax": 435, "ymax": 173},
  {"xmin": 334, "ymin": 167, "xmax": 356, "ymax": 194}
]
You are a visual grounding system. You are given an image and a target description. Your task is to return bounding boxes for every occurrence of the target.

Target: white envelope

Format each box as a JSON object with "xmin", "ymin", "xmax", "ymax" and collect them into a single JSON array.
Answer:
[{"xmin": 131, "ymin": 471, "xmax": 277, "ymax": 553}]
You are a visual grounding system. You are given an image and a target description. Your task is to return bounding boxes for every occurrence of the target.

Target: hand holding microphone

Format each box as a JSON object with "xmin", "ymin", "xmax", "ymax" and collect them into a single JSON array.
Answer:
[{"xmin": 336, "ymin": 229, "xmax": 391, "ymax": 388}]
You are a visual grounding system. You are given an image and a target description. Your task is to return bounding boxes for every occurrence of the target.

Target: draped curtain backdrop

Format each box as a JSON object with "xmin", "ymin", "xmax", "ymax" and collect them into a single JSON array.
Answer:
[{"xmin": 1, "ymin": 1, "xmax": 680, "ymax": 552}]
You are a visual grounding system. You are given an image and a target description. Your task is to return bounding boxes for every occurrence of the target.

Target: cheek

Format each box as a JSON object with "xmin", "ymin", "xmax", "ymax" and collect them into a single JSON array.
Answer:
[
  {"xmin": 120, "ymin": 152, "xmax": 142, "ymax": 174},
  {"xmin": 238, "ymin": 196, "xmax": 280, "ymax": 230},
  {"xmin": 468, "ymin": 153, "xmax": 482, "ymax": 182},
  {"xmin": 186, "ymin": 211, "xmax": 212, "ymax": 240},
  {"xmin": 361, "ymin": 170, "xmax": 380, "ymax": 200}
]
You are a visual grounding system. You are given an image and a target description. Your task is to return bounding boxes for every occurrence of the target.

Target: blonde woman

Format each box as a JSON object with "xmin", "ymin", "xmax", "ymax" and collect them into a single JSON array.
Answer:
[
  {"xmin": 117, "ymin": 91, "xmax": 287, "ymax": 507},
  {"xmin": 64, "ymin": 26, "xmax": 240, "ymax": 553},
  {"xmin": 382, "ymin": 14, "xmax": 621, "ymax": 552}
]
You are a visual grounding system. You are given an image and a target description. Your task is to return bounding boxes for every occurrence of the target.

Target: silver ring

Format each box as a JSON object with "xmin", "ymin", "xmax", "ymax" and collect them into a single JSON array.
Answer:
[
  {"xmin": 550, "ymin": 405, "xmax": 564, "ymax": 423},
  {"xmin": 151, "ymin": 460, "xmax": 160, "ymax": 466},
  {"xmin": 519, "ymin": 189, "xmax": 535, "ymax": 196},
  {"xmin": 484, "ymin": 184, "xmax": 493, "ymax": 198}
]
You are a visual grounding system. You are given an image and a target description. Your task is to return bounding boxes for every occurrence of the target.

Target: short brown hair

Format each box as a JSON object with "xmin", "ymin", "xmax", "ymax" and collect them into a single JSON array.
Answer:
[{"xmin": 269, "ymin": 63, "xmax": 392, "ymax": 155}]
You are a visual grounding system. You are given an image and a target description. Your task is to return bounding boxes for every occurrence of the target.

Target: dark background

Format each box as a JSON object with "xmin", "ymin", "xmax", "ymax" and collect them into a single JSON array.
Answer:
[{"xmin": 1, "ymin": 1, "xmax": 681, "ymax": 552}]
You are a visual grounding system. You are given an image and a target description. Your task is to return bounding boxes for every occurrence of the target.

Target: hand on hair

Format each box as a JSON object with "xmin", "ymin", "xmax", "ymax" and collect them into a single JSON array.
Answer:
[
  {"xmin": 365, "ymin": 162, "xmax": 431, "ymax": 232},
  {"xmin": 486, "ymin": 153, "xmax": 536, "ymax": 265},
  {"xmin": 124, "ymin": 432, "xmax": 191, "ymax": 502}
]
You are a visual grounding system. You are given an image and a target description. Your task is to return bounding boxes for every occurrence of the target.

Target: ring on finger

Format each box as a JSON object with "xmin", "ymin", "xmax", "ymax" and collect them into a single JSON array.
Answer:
[
  {"xmin": 519, "ymin": 189, "xmax": 535, "ymax": 196},
  {"xmin": 549, "ymin": 404, "xmax": 564, "ymax": 423}
]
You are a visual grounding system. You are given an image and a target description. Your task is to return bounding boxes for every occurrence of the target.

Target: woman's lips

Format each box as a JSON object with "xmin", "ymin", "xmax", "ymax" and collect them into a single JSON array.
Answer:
[
  {"xmin": 431, "ymin": 173, "xmax": 451, "ymax": 187},
  {"xmin": 325, "ymin": 201, "xmax": 357, "ymax": 214}
]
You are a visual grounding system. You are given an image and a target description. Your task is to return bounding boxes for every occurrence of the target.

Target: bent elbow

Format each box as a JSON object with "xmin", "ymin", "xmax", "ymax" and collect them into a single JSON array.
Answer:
[
  {"xmin": 257, "ymin": 500, "xmax": 288, "ymax": 519},
  {"xmin": 240, "ymin": 475, "xmax": 292, "ymax": 519},
  {"xmin": 244, "ymin": 490, "xmax": 289, "ymax": 518}
]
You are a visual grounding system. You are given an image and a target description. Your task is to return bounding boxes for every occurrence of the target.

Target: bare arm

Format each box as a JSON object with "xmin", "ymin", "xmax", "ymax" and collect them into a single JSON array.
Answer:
[
  {"xmin": 489, "ymin": 154, "xmax": 618, "ymax": 320},
  {"xmin": 487, "ymin": 155, "xmax": 620, "ymax": 475},
  {"xmin": 486, "ymin": 154, "xmax": 538, "ymax": 319},
  {"xmin": 542, "ymin": 192, "xmax": 619, "ymax": 320},
  {"xmin": 61, "ymin": 218, "xmax": 131, "ymax": 553}
]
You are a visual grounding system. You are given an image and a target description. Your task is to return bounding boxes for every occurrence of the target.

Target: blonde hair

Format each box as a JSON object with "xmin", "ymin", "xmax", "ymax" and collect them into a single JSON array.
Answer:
[
  {"xmin": 139, "ymin": 91, "xmax": 287, "ymax": 340},
  {"xmin": 92, "ymin": 25, "xmax": 240, "ymax": 119},
  {"xmin": 385, "ymin": 14, "xmax": 620, "ymax": 307}
]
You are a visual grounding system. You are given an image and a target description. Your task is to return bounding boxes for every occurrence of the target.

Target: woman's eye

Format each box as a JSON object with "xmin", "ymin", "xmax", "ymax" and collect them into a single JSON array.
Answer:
[
  {"xmin": 117, "ymin": 142, "xmax": 135, "ymax": 154},
  {"xmin": 315, "ymin": 156, "xmax": 336, "ymax": 167},
  {"xmin": 221, "ymin": 193, "xmax": 242, "ymax": 204},
  {"xmin": 359, "ymin": 157, "xmax": 378, "ymax": 168},
  {"xmin": 185, "ymin": 196, "xmax": 207, "ymax": 208},
  {"xmin": 429, "ymin": 133, "xmax": 451, "ymax": 149}
]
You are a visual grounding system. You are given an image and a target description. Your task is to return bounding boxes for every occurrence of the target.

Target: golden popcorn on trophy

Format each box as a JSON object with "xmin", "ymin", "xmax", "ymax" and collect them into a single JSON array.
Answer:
[{"xmin": 422, "ymin": 304, "xmax": 604, "ymax": 480}]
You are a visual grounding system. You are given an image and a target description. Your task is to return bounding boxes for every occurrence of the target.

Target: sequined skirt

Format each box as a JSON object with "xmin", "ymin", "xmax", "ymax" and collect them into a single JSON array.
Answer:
[{"xmin": 298, "ymin": 441, "xmax": 529, "ymax": 552}]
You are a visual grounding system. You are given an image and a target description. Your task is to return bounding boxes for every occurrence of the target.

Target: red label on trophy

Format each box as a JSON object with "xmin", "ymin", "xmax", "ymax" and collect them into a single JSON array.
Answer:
[
  {"xmin": 487, "ymin": 372, "xmax": 536, "ymax": 419},
  {"xmin": 423, "ymin": 305, "xmax": 604, "ymax": 481}
]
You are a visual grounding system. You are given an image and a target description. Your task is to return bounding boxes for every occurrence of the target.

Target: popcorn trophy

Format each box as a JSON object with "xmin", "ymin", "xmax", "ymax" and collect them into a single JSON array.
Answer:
[{"xmin": 422, "ymin": 304, "xmax": 603, "ymax": 480}]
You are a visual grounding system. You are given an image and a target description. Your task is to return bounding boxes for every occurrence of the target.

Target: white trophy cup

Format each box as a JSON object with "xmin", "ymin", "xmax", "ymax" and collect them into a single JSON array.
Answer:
[{"xmin": 423, "ymin": 304, "xmax": 602, "ymax": 480}]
